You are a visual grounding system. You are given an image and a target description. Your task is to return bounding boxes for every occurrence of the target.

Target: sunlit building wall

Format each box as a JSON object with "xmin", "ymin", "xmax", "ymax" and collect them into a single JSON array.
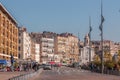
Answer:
[
  {"xmin": 54, "ymin": 35, "xmax": 68, "ymax": 62},
  {"xmin": 41, "ymin": 37, "xmax": 54, "ymax": 63},
  {"xmin": 0, "ymin": 3, "xmax": 18, "ymax": 60},
  {"xmin": 18, "ymin": 27, "xmax": 31, "ymax": 60},
  {"xmin": 30, "ymin": 39, "xmax": 36, "ymax": 61},
  {"xmin": 35, "ymin": 43, "xmax": 40, "ymax": 63},
  {"xmin": 67, "ymin": 35, "xmax": 79, "ymax": 63},
  {"xmin": 54, "ymin": 33, "xmax": 79, "ymax": 63}
]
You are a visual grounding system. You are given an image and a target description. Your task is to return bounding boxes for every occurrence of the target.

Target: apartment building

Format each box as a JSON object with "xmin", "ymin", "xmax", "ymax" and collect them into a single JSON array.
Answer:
[
  {"xmin": 35, "ymin": 43, "xmax": 40, "ymax": 63},
  {"xmin": 67, "ymin": 33, "xmax": 79, "ymax": 63},
  {"xmin": 92, "ymin": 40, "xmax": 119, "ymax": 56},
  {"xmin": 0, "ymin": 3, "xmax": 18, "ymax": 60},
  {"xmin": 30, "ymin": 31, "xmax": 56, "ymax": 63},
  {"xmin": 41, "ymin": 37, "xmax": 54, "ymax": 63},
  {"xmin": 55, "ymin": 33, "xmax": 79, "ymax": 63},
  {"xmin": 30, "ymin": 39, "xmax": 36, "ymax": 61},
  {"xmin": 18, "ymin": 27, "xmax": 31, "ymax": 60},
  {"xmin": 54, "ymin": 34, "xmax": 68, "ymax": 63},
  {"xmin": 112, "ymin": 42, "xmax": 120, "ymax": 55},
  {"xmin": 30, "ymin": 32, "xmax": 80, "ymax": 64}
]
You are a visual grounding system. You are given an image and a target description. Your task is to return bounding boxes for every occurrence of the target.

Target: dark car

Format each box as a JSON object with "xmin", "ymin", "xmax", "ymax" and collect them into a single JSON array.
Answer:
[{"xmin": 43, "ymin": 64, "xmax": 52, "ymax": 70}]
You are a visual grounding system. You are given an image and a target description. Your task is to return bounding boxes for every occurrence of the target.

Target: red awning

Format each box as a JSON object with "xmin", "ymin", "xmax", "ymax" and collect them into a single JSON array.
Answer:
[{"xmin": 49, "ymin": 61, "xmax": 55, "ymax": 65}]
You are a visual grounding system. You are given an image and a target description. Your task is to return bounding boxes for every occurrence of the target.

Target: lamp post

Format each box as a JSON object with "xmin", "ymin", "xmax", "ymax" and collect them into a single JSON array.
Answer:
[
  {"xmin": 89, "ymin": 16, "xmax": 92, "ymax": 63},
  {"xmin": 101, "ymin": 32, "xmax": 104, "ymax": 74},
  {"xmin": 99, "ymin": 0, "xmax": 105, "ymax": 74}
]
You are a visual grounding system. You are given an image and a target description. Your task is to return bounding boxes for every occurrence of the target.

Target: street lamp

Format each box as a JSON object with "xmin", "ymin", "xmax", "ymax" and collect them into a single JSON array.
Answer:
[
  {"xmin": 88, "ymin": 16, "xmax": 92, "ymax": 63},
  {"xmin": 99, "ymin": 0, "xmax": 105, "ymax": 74}
]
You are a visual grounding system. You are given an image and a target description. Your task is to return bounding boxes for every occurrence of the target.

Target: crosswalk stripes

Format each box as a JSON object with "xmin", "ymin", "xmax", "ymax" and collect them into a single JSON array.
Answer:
[{"xmin": 51, "ymin": 66, "xmax": 91, "ymax": 75}]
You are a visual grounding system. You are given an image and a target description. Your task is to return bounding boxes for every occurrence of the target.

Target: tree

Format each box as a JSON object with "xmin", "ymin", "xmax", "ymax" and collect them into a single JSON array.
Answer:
[
  {"xmin": 104, "ymin": 51, "xmax": 112, "ymax": 61},
  {"xmin": 104, "ymin": 60, "xmax": 114, "ymax": 70},
  {"xmin": 93, "ymin": 54, "xmax": 100, "ymax": 62}
]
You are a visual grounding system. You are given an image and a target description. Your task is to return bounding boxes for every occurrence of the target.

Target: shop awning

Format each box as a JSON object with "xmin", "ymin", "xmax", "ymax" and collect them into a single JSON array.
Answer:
[
  {"xmin": 49, "ymin": 61, "xmax": 55, "ymax": 65},
  {"xmin": 0, "ymin": 60, "xmax": 7, "ymax": 65}
]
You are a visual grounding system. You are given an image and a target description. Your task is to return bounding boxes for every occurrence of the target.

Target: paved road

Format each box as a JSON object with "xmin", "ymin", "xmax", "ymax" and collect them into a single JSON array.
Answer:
[{"xmin": 33, "ymin": 67, "xmax": 120, "ymax": 80}]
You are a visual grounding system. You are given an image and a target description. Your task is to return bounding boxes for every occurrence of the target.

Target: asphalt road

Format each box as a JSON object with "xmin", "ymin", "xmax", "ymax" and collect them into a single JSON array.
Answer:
[{"xmin": 33, "ymin": 67, "xmax": 120, "ymax": 80}]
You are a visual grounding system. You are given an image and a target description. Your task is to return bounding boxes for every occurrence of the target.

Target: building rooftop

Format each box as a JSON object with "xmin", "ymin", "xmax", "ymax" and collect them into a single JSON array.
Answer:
[{"xmin": 0, "ymin": 3, "xmax": 17, "ymax": 26}]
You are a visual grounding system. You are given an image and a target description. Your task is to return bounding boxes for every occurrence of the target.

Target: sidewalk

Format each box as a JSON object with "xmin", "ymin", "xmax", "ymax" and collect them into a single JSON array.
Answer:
[{"xmin": 0, "ymin": 71, "xmax": 32, "ymax": 80}]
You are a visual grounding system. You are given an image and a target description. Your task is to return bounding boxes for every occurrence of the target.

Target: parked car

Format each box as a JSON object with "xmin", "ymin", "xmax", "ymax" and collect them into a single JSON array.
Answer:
[
  {"xmin": 67, "ymin": 62, "xmax": 80, "ymax": 68},
  {"xmin": 62, "ymin": 63, "xmax": 67, "ymax": 66},
  {"xmin": 43, "ymin": 64, "xmax": 52, "ymax": 70},
  {"xmin": 55, "ymin": 63, "xmax": 62, "ymax": 67}
]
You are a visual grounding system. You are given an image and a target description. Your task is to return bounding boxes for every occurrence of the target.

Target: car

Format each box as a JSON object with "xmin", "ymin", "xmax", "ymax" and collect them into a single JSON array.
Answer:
[
  {"xmin": 62, "ymin": 63, "xmax": 67, "ymax": 66},
  {"xmin": 43, "ymin": 64, "xmax": 52, "ymax": 70},
  {"xmin": 55, "ymin": 63, "xmax": 62, "ymax": 67}
]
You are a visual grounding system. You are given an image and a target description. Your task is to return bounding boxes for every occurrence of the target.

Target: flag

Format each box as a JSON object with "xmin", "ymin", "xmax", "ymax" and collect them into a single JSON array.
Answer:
[
  {"xmin": 89, "ymin": 26, "xmax": 92, "ymax": 32},
  {"xmin": 99, "ymin": 0, "xmax": 105, "ymax": 32},
  {"xmin": 89, "ymin": 26, "xmax": 92, "ymax": 38},
  {"xmin": 101, "ymin": 15, "xmax": 105, "ymax": 24},
  {"xmin": 99, "ymin": 14, "xmax": 105, "ymax": 31}
]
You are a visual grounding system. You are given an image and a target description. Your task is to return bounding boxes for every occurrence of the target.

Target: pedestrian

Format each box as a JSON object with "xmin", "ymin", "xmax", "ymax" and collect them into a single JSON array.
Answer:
[{"xmin": 20, "ymin": 64, "xmax": 23, "ymax": 71}]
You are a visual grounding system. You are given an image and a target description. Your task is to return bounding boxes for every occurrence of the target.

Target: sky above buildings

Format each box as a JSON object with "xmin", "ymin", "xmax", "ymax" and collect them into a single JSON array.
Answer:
[{"xmin": 0, "ymin": 0, "xmax": 120, "ymax": 42}]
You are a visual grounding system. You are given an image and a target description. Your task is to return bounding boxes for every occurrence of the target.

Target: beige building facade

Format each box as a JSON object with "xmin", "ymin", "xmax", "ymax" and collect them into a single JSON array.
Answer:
[
  {"xmin": 0, "ymin": 4, "xmax": 18, "ymax": 60},
  {"xmin": 54, "ymin": 33, "xmax": 79, "ymax": 63},
  {"xmin": 92, "ymin": 40, "xmax": 120, "ymax": 56},
  {"xmin": 54, "ymin": 35, "xmax": 68, "ymax": 62},
  {"xmin": 67, "ymin": 35, "xmax": 79, "ymax": 63}
]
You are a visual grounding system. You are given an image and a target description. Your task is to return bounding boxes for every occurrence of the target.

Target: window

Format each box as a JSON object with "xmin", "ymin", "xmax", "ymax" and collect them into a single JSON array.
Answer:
[
  {"xmin": 7, "ymin": 41, "xmax": 9, "ymax": 46},
  {"xmin": 18, "ymin": 47, "xmax": 21, "ymax": 51},
  {"xmin": 2, "ymin": 17, "xmax": 5, "ymax": 26},
  {"xmin": 3, "ymin": 50, "xmax": 5, "ymax": 54},
  {"xmin": 7, "ymin": 31, "xmax": 9, "ymax": 38},
  {"xmin": 18, "ymin": 53, "xmax": 21, "ymax": 59},
  {"xmin": 7, "ymin": 48, "xmax": 9, "ymax": 55},
  {"xmin": 19, "ymin": 33, "xmax": 21, "ymax": 36},
  {"xmin": 7, "ymin": 20, "xmax": 9, "ymax": 29},
  {"xmin": 3, "ymin": 29, "xmax": 5, "ymax": 35},
  {"xmin": 10, "ymin": 42, "xmax": 12, "ymax": 48},
  {"xmin": 19, "ymin": 40, "xmax": 21, "ymax": 43}
]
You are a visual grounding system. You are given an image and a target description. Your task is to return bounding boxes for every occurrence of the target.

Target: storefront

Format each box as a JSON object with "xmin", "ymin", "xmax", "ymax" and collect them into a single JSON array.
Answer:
[
  {"xmin": 0, "ymin": 60, "xmax": 7, "ymax": 65},
  {"xmin": 0, "ymin": 60, "xmax": 7, "ymax": 71}
]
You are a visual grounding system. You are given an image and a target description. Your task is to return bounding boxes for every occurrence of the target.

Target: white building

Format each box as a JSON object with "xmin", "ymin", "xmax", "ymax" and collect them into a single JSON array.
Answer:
[
  {"xmin": 18, "ymin": 27, "xmax": 31, "ymax": 60},
  {"xmin": 80, "ymin": 34, "xmax": 95, "ymax": 65},
  {"xmin": 80, "ymin": 46, "xmax": 95, "ymax": 65},
  {"xmin": 35, "ymin": 43, "xmax": 40, "ymax": 63},
  {"xmin": 41, "ymin": 37, "xmax": 54, "ymax": 63}
]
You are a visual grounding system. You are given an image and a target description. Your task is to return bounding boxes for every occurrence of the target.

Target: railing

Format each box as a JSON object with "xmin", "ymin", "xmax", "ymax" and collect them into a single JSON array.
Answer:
[
  {"xmin": 9, "ymin": 69, "xmax": 43, "ymax": 80},
  {"xmin": 81, "ymin": 66, "xmax": 120, "ymax": 76},
  {"xmin": 91, "ymin": 68, "xmax": 120, "ymax": 76},
  {"xmin": 104, "ymin": 69, "xmax": 120, "ymax": 76}
]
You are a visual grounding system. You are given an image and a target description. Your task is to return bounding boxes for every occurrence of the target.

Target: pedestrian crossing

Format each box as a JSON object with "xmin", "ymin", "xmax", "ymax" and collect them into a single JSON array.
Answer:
[{"xmin": 52, "ymin": 67, "xmax": 90, "ymax": 75}]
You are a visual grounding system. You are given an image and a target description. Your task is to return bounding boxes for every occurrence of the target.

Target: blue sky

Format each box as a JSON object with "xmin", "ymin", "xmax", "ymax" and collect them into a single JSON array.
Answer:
[{"xmin": 0, "ymin": 0, "xmax": 120, "ymax": 42}]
